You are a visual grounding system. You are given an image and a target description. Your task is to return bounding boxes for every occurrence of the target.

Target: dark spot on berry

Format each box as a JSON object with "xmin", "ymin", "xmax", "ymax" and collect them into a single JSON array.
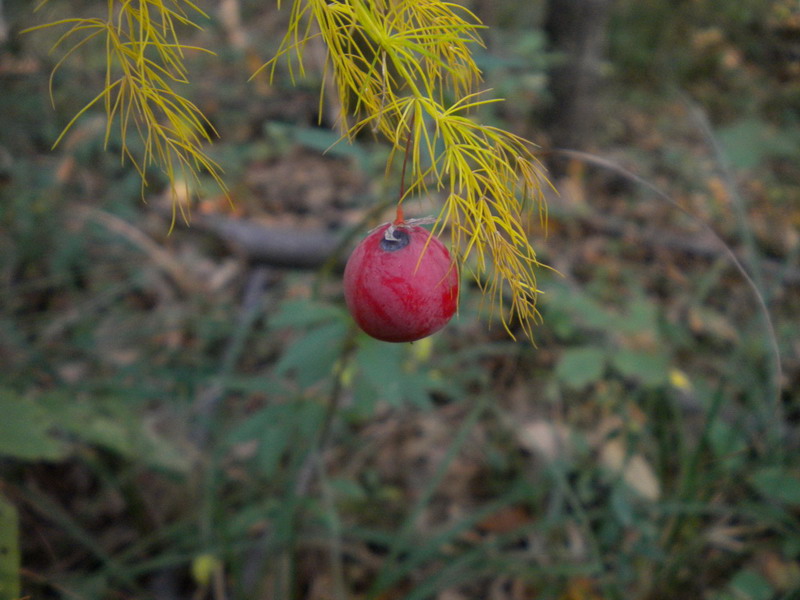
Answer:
[{"xmin": 380, "ymin": 228, "xmax": 410, "ymax": 252}]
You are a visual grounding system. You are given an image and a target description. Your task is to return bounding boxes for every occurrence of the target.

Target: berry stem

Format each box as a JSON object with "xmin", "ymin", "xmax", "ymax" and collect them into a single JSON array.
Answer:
[{"xmin": 394, "ymin": 114, "xmax": 415, "ymax": 226}]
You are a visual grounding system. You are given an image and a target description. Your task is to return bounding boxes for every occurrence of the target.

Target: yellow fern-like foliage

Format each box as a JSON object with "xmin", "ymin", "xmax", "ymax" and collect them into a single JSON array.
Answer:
[
  {"xmin": 262, "ymin": 0, "xmax": 550, "ymax": 338},
  {"xmin": 27, "ymin": 0, "xmax": 226, "ymax": 223}
]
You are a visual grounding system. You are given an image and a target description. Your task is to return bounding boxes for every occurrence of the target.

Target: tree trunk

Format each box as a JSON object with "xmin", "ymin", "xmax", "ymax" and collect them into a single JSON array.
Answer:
[{"xmin": 543, "ymin": 0, "xmax": 613, "ymax": 159}]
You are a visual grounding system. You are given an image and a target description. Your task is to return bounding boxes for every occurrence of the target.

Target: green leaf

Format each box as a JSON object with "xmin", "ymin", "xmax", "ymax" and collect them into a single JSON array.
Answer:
[
  {"xmin": 611, "ymin": 348, "xmax": 670, "ymax": 387},
  {"xmin": 750, "ymin": 467, "xmax": 800, "ymax": 506},
  {"xmin": 0, "ymin": 388, "xmax": 190, "ymax": 473},
  {"xmin": 226, "ymin": 401, "xmax": 324, "ymax": 478},
  {"xmin": 728, "ymin": 569, "xmax": 773, "ymax": 600},
  {"xmin": 616, "ymin": 296, "xmax": 659, "ymax": 337},
  {"xmin": 0, "ymin": 494, "xmax": 20, "ymax": 600},
  {"xmin": 555, "ymin": 346, "xmax": 607, "ymax": 390},
  {"xmin": 545, "ymin": 284, "xmax": 617, "ymax": 334},
  {"xmin": 81, "ymin": 413, "xmax": 191, "ymax": 474},
  {"xmin": 329, "ymin": 477, "xmax": 368, "ymax": 502},
  {"xmin": 610, "ymin": 485, "xmax": 635, "ymax": 527},
  {"xmin": 223, "ymin": 375, "xmax": 292, "ymax": 396},
  {"xmin": 718, "ymin": 118, "xmax": 800, "ymax": 170},
  {"xmin": 356, "ymin": 339, "xmax": 407, "ymax": 406},
  {"xmin": 352, "ymin": 338, "xmax": 435, "ymax": 412},
  {"xmin": 0, "ymin": 389, "xmax": 68, "ymax": 461},
  {"xmin": 708, "ymin": 420, "xmax": 747, "ymax": 469},
  {"xmin": 783, "ymin": 535, "xmax": 800, "ymax": 559},
  {"xmin": 37, "ymin": 396, "xmax": 191, "ymax": 474},
  {"xmin": 398, "ymin": 373, "xmax": 437, "ymax": 410},
  {"xmin": 275, "ymin": 321, "xmax": 349, "ymax": 388},
  {"xmin": 271, "ymin": 299, "xmax": 348, "ymax": 329},
  {"xmin": 227, "ymin": 405, "xmax": 294, "ymax": 478}
]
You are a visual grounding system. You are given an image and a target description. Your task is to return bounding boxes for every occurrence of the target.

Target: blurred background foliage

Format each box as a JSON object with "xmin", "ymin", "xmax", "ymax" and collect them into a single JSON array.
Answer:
[{"xmin": 1, "ymin": 0, "xmax": 799, "ymax": 599}]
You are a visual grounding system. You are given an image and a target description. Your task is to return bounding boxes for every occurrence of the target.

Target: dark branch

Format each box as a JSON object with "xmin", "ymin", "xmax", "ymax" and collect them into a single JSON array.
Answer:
[{"xmin": 189, "ymin": 214, "xmax": 343, "ymax": 269}]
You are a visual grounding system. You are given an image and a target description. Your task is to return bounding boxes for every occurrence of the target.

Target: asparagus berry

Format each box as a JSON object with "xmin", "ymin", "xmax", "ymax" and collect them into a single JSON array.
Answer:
[{"xmin": 343, "ymin": 223, "xmax": 458, "ymax": 343}]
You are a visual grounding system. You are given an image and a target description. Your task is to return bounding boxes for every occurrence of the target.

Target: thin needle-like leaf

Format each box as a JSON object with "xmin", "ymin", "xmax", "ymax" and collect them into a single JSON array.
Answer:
[{"xmin": 28, "ymin": 0, "xmax": 227, "ymax": 214}]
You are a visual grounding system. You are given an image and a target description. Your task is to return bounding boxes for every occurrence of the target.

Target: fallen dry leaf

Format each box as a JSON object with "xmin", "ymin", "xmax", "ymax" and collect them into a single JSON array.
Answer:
[
  {"xmin": 599, "ymin": 439, "xmax": 661, "ymax": 501},
  {"xmin": 516, "ymin": 420, "xmax": 574, "ymax": 462}
]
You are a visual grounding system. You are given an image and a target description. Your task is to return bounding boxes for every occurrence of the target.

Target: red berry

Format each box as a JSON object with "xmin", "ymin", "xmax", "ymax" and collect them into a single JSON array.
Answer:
[{"xmin": 343, "ymin": 223, "xmax": 459, "ymax": 343}]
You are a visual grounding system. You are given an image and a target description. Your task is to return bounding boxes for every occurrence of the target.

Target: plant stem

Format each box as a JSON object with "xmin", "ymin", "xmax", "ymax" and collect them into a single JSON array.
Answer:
[{"xmin": 394, "ymin": 113, "xmax": 415, "ymax": 225}]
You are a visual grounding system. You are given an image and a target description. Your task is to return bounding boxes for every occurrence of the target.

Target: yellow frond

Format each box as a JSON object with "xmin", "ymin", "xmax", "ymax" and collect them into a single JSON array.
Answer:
[{"xmin": 26, "ymin": 0, "xmax": 226, "ymax": 219}]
